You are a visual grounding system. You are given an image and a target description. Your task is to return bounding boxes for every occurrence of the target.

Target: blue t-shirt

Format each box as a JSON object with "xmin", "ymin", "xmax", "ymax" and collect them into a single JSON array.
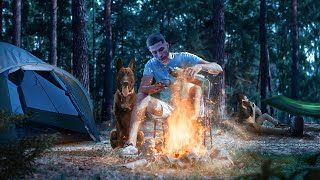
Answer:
[{"xmin": 143, "ymin": 52, "xmax": 202, "ymax": 102}]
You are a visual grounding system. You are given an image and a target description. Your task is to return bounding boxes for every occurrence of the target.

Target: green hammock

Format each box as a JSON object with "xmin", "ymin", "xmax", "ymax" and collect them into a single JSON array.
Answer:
[{"xmin": 263, "ymin": 95, "xmax": 320, "ymax": 118}]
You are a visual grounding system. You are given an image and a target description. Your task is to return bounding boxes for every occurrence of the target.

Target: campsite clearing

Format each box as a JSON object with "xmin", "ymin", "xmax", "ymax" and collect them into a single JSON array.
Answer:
[{"xmin": 24, "ymin": 122, "xmax": 320, "ymax": 179}]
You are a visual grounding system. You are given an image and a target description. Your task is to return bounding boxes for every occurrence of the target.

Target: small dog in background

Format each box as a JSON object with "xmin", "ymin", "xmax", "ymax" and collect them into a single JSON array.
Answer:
[{"xmin": 110, "ymin": 58, "xmax": 144, "ymax": 149}]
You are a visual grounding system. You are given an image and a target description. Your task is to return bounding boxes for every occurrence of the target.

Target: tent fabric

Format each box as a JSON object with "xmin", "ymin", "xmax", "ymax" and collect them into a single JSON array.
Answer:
[
  {"xmin": 0, "ymin": 42, "xmax": 100, "ymax": 142},
  {"xmin": 55, "ymin": 73, "xmax": 95, "ymax": 123},
  {"xmin": 26, "ymin": 108, "xmax": 87, "ymax": 133},
  {"xmin": 21, "ymin": 71, "xmax": 78, "ymax": 115},
  {"xmin": 263, "ymin": 95, "xmax": 320, "ymax": 118},
  {"xmin": 0, "ymin": 42, "xmax": 92, "ymax": 110},
  {"xmin": 0, "ymin": 42, "xmax": 47, "ymax": 73}
]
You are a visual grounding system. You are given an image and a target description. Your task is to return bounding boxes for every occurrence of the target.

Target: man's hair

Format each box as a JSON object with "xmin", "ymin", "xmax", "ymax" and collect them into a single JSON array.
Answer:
[
  {"xmin": 146, "ymin": 32, "xmax": 166, "ymax": 47},
  {"xmin": 237, "ymin": 94, "xmax": 247, "ymax": 103}
]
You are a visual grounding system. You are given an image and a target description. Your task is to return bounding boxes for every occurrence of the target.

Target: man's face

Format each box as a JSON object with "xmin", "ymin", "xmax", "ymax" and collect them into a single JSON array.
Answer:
[{"xmin": 148, "ymin": 41, "xmax": 171, "ymax": 65}]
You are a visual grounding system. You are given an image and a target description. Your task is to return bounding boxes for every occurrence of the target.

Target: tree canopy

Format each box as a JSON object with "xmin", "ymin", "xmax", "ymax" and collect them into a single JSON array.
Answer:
[{"xmin": 1, "ymin": 0, "xmax": 319, "ymax": 122}]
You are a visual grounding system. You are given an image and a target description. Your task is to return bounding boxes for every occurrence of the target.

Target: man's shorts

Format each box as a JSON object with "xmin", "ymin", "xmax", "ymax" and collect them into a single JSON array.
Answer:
[
  {"xmin": 150, "ymin": 99, "xmax": 174, "ymax": 119},
  {"xmin": 150, "ymin": 98, "xmax": 205, "ymax": 119}
]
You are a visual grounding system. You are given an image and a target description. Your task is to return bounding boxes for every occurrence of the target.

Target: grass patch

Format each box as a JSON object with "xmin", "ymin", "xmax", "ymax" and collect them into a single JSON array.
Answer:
[
  {"xmin": 49, "ymin": 149, "xmax": 109, "ymax": 157},
  {"xmin": 134, "ymin": 150, "xmax": 320, "ymax": 179},
  {"xmin": 0, "ymin": 112, "xmax": 59, "ymax": 179},
  {"xmin": 231, "ymin": 151, "xmax": 320, "ymax": 179}
]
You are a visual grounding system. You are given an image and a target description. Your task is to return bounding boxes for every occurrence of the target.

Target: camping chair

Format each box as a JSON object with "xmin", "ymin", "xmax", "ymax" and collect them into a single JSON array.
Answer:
[{"xmin": 151, "ymin": 75, "xmax": 214, "ymax": 148}]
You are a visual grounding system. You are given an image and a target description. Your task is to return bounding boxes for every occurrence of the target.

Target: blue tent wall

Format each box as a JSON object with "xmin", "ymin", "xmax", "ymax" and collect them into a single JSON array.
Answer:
[
  {"xmin": 0, "ymin": 42, "xmax": 100, "ymax": 142},
  {"xmin": 0, "ymin": 73, "xmax": 23, "ymax": 114},
  {"xmin": 21, "ymin": 71, "xmax": 78, "ymax": 116}
]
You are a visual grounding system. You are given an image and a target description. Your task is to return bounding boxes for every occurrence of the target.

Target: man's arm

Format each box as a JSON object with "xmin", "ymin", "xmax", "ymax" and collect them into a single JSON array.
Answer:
[
  {"xmin": 138, "ymin": 75, "xmax": 166, "ymax": 95},
  {"xmin": 197, "ymin": 59, "xmax": 223, "ymax": 74},
  {"xmin": 185, "ymin": 59, "xmax": 223, "ymax": 77},
  {"xmin": 253, "ymin": 103, "xmax": 263, "ymax": 116}
]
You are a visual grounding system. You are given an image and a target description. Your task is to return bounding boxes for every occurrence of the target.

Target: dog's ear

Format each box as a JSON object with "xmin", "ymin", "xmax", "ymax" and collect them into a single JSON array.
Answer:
[
  {"xmin": 116, "ymin": 58, "xmax": 123, "ymax": 73},
  {"xmin": 128, "ymin": 58, "xmax": 135, "ymax": 72}
]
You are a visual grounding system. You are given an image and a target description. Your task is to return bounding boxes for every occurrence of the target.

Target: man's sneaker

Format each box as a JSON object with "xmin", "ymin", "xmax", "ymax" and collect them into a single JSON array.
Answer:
[{"xmin": 120, "ymin": 144, "xmax": 138, "ymax": 158}]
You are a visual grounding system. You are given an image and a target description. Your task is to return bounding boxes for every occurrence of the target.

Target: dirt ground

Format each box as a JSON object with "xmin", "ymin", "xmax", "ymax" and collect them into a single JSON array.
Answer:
[{"xmin": 25, "ymin": 120, "xmax": 320, "ymax": 179}]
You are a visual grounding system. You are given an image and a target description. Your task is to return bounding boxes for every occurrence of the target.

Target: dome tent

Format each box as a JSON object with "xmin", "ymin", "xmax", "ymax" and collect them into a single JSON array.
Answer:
[{"xmin": 0, "ymin": 42, "xmax": 100, "ymax": 142}]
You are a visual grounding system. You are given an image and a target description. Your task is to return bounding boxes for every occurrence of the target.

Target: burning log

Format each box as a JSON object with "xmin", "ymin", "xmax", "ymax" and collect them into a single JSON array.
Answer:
[
  {"xmin": 153, "ymin": 147, "xmax": 233, "ymax": 168},
  {"xmin": 141, "ymin": 138, "xmax": 164, "ymax": 157},
  {"xmin": 140, "ymin": 138, "xmax": 234, "ymax": 168}
]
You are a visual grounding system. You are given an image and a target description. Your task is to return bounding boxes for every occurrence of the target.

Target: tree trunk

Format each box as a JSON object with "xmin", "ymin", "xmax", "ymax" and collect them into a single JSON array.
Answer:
[
  {"xmin": 92, "ymin": 0, "xmax": 96, "ymax": 90},
  {"xmin": 50, "ymin": 0, "xmax": 58, "ymax": 66},
  {"xmin": 13, "ymin": 0, "xmax": 21, "ymax": 47},
  {"xmin": 211, "ymin": 0, "xmax": 225, "ymax": 120},
  {"xmin": 101, "ymin": 0, "xmax": 113, "ymax": 122},
  {"xmin": 160, "ymin": 13, "xmax": 164, "ymax": 34},
  {"xmin": 72, "ymin": 0, "xmax": 89, "ymax": 92},
  {"xmin": 0, "ymin": 0, "xmax": 3, "ymax": 41},
  {"xmin": 259, "ymin": 0, "xmax": 269, "ymax": 113},
  {"xmin": 291, "ymin": 0, "xmax": 299, "ymax": 99},
  {"xmin": 92, "ymin": 0, "xmax": 98, "ymax": 119}
]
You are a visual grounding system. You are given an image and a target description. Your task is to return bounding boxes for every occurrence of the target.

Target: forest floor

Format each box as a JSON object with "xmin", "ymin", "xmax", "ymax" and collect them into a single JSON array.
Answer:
[{"xmin": 25, "ymin": 120, "xmax": 320, "ymax": 179}]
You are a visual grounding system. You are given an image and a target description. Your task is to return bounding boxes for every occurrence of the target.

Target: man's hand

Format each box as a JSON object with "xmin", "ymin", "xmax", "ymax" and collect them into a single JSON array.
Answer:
[
  {"xmin": 184, "ymin": 64, "xmax": 202, "ymax": 78},
  {"xmin": 149, "ymin": 81, "xmax": 166, "ymax": 94},
  {"xmin": 139, "ymin": 76, "xmax": 167, "ymax": 95}
]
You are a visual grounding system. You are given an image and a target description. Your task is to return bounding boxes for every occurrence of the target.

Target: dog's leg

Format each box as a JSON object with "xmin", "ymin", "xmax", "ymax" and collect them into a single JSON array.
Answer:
[
  {"xmin": 110, "ymin": 129, "xmax": 118, "ymax": 149},
  {"xmin": 116, "ymin": 122, "xmax": 126, "ymax": 148}
]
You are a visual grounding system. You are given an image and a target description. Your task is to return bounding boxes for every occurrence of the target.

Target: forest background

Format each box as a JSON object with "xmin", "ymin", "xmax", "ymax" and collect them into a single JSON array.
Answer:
[{"xmin": 1, "ymin": 0, "xmax": 319, "ymax": 124}]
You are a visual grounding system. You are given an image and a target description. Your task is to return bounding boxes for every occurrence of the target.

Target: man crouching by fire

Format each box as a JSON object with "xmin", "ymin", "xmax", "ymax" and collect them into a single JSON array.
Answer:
[{"xmin": 119, "ymin": 32, "xmax": 223, "ymax": 156}]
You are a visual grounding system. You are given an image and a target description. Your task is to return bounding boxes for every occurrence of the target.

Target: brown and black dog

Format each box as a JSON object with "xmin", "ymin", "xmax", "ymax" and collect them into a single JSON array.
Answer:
[{"xmin": 110, "ymin": 58, "xmax": 144, "ymax": 149}]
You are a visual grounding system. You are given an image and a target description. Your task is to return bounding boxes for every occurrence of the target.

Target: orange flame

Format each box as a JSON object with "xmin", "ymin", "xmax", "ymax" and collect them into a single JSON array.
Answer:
[{"xmin": 161, "ymin": 78, "xmax": 208, "ymax": 158}]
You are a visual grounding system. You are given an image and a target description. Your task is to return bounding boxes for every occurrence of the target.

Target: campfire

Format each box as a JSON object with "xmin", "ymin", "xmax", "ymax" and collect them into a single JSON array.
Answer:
[
  {"xmin": 121, "ymin": 78, "xmax": 234, "ymax": 170},
  {"xmin": 122, "ymin": 74, "xmax": 234, "ymax": 170},
  {"xmin": 160, "ymin": 77, "xmax": 208, "ymax": 159},
  {"xmin": 162, "ymin": 100, "xmax": 207, "ymax": 159}
]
